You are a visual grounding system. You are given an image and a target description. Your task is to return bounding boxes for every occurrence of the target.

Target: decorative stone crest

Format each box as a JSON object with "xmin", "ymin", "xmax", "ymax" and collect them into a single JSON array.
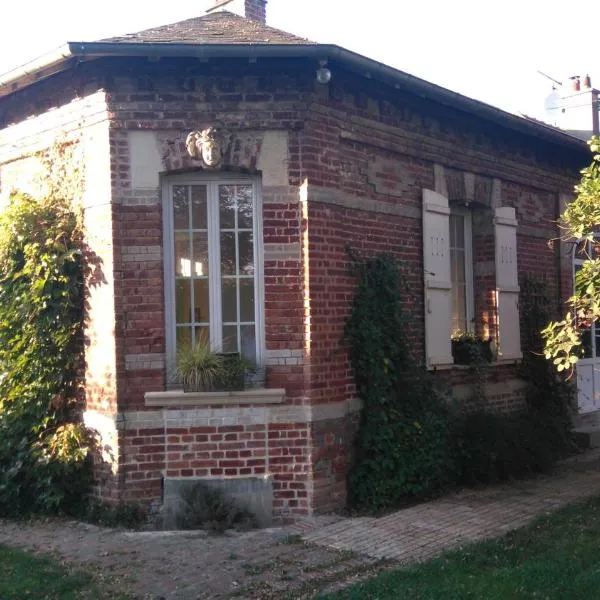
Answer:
[{"xmin": 185, "ymin": 126, "xmax": 231, "ymax": 168}]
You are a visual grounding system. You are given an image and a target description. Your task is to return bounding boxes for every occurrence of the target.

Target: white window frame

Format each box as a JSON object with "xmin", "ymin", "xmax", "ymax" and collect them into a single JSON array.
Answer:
[
  {"xmin": 162, "ymin": 173, "xmax": 265, "ymax": 380},
  {"xmin": 449, "ymin": 205, "xmax": 474, "ymax": 334}
]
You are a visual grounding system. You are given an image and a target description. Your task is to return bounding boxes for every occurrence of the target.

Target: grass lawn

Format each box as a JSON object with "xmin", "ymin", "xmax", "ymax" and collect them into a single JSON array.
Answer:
[
  {"xmin": 320, "ymin": 496, "xmax": 600, "ymax": 600},
  {"xmin": 0, "ymin": 544, "xmax": 128, "ymax": 600}
]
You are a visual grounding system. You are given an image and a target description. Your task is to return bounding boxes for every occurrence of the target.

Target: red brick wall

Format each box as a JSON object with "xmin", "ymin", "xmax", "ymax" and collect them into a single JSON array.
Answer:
[
  {"xmin": 298, "ymin": 66, "xmax": 582, "ymax": 422},
  {"xmin": 311, "ymin": 414, "xmax": 360, "ymax": 513},
  {"xmin": 119, "ymin": 419, "xmax": 312, "ymax": 515}
]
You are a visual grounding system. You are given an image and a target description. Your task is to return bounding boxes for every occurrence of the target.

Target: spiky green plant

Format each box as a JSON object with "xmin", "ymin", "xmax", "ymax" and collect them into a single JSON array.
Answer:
[{"xmin": 176, "ymin": 335, "xmax": 224, "ymax": 391}]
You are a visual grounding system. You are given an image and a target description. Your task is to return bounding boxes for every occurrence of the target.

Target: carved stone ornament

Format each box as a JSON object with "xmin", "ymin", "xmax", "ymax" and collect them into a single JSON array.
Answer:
[{"xmin": 185, "ymin": 126, "xmax": 231, "ymax": 168}]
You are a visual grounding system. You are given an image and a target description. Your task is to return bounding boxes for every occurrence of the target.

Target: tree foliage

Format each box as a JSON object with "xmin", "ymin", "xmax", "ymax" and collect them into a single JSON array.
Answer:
[
  {"xmin": 543, "ymin": 136, "xmax": 600, "ymax": 373},
  {"xmin": 0, "ymin": 144, "xmax": 92, "ymax": 516}
]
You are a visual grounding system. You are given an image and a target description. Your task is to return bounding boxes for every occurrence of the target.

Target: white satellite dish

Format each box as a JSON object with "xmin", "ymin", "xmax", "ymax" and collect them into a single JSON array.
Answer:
[{"xmin": 543, "ymin": 88, "xmax": 563, "ymax": 126}]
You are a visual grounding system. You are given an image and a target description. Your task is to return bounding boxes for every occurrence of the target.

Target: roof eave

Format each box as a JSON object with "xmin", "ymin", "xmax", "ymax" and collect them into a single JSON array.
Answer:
[
  {"xmin": 0, "ymin": 44, "xmax": 74, "ymax": 96},
  {"xmin": 0, "ymin": 41, "xmax": 588, "ymax": 152}
]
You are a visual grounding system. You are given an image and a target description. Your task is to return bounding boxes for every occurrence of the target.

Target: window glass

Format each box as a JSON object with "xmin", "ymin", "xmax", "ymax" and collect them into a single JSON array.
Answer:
[
  {"xmin": 168, "ymin": 180, "xmax": 259, "ymax": 366},
  {"xmin": 193, "ymin": 279, "xmax": 210, "ymax": 323},
  {"xmin": 450, "ymin": 213, "xmax": 469, "ymax": 333},
  {"xmin": 173, "ymin": 185, "xmax": 189, "ymax": 229},
  {"xmin": 191, "ymin": 185, "xmax": 207, "ymax": 229}
]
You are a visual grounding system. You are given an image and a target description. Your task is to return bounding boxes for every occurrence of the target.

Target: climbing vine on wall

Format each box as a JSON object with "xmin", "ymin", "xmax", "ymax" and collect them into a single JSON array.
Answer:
[
  {"xmin": 0, "ymin": 140, "xmax": 92, "ymax": 516},
  {"xmin": 345, "ymin": 252, "xmax": 456, "ymax": 512}
]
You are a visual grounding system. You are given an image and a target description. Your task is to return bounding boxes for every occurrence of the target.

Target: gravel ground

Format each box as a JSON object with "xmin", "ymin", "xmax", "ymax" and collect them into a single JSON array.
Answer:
[{"xmin": 0, "ymin": 518, "xmax": 392, "ymax": 599}]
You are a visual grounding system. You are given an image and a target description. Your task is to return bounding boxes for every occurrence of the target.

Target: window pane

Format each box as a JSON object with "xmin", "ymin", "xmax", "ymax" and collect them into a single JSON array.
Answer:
[
  {"xmin": 220, "ymin": 232, "xmax": 236, "ymax": 275},
  {"xmin": 176, "ymin": 326, "xmax": 192, "ymax": 350},
  {"xmin": 241, "ymin": 325, "xmax": 256, "ymax": 363},
  {"xmin": 175, "ymin": 279, "xmax": 191, "ymax": 324},
  {"xmin": 173, "ymin": 185, "xmax": 189, "ymax": 229},
  {"xmin": 175, "ymin": 232, "xmax": 191, "ymax": 277},
  {"xmin": 238, "ymin": 232, "xmax": 254, "ymax": 276},
  {"xmin": 193, "ymin": 279, "xmax": 210, "ymax": 323},
  {"xmin": 191, "ymin": 185, "xmax": 208, "ymax": 230},
  {"xmin": 194, "ymin": 326, "xmax": 209, "ymax": 347},
  {"xmin": 451, "ymin": 286, "xmax": 459, "ymax": 333},
  {"xmin": 451, "ymin": 253, "xmax": 458, "ymax": 287},
  {"xmin": 239, "ymin": 279, "xmax": 255, "ymax": 322},
  {"xmin": 219, "ymin": 185, "xmax": 236, "ymax": 229},
  {"xmin": 449, "ymin": 214, "xmax": 457, "ymax": 248},
  {"xmin": 222, "ymin": 325, "xmax": 238, "ymax": 353},
  {"xmin": 192, "ymin": 232, "xmax": 209, "ymax": 277},
  {"xmin": 221, "ymin": 278, "xmax": 237, "ymax": 322},
  {"xmin": 451, "ymin": 214, "xmax": 464, "ymax": 249},
  {"xmin": 236, "ymin": 185, "xmax": 254, "ymax": 229},
  {"xmin": 455, "ymin": 250, "xmax": 466, "ymax": 284}
]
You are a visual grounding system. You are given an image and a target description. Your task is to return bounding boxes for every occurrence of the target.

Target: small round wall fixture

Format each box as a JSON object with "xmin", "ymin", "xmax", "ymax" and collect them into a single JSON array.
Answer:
[{"xmin": 316, "ymin": 60, "xmax": 332, "ymax": 85}]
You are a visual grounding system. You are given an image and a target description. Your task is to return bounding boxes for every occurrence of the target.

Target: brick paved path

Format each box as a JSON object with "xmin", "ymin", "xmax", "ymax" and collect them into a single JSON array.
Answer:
[{"xmin": 299, "ymin": 450, "xmax": 600, "ymax": 564}]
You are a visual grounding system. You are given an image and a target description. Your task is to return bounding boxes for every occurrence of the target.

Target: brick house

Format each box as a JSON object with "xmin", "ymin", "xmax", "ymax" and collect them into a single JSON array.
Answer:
[{"xmin": 0, "ymin": 0, "xmax": 591, "ymax": 519}]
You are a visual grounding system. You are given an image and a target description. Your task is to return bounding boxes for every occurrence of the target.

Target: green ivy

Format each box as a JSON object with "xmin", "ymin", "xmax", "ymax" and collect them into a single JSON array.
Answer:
[
  {"xmin": 0, "ymin": 182, "xmax": 91, "ymax": 516},
  {"xmin": 345, "ymin": 253, "xmax": 456, "ymax": 512}
]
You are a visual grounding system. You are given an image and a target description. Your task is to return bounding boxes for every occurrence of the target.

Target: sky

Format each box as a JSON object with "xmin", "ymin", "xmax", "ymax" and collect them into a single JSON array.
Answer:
[{"xmin": 1, "ymin": 0, "xmax": 599, "ymax": 121}]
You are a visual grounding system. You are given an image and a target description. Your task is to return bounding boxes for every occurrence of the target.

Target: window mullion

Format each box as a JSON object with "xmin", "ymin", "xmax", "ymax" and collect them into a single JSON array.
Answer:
[
  {"xmin": 210, "ymin": 182, "xmax": 223, "ymax": 351},
  {"xmin": 188, "ymin": 185, "xmax": 195, "ymax": 344},
  {"xmin": 464, "ymin": 212, "xmax": 475, "ymax": 333},
  {"xmin": 253, "ymin": 180, "xmax": 264, "ymax": 366},
  {"xmin": 164, "ymin": 181, "xmax": 176, "ymax": 379},
  {"xmin": 234, "ymin": 187, "xmax": 241, "ymax": 353}
]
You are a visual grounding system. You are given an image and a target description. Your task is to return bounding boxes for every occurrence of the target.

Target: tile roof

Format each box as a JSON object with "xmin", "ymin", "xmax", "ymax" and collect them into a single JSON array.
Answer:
[{"xmin": 100, "ymin": 11, "xmax": 315, "ymax": 46}]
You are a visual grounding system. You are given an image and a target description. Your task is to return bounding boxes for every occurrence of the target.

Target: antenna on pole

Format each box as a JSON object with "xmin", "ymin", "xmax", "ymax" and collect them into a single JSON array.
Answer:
[{"xmin": 537, "ymin": 70, "xmax": 563, "ymax": 89}]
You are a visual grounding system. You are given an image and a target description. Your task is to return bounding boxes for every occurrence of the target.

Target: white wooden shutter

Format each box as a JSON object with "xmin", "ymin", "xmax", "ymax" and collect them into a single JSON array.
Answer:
[
  {"xmin": 423, "ymin": 189, "xmax": 453, "ymax": 367},
  {"xmin": 494, "ymin": 206, "xmax": 522, "ymax": 360}
]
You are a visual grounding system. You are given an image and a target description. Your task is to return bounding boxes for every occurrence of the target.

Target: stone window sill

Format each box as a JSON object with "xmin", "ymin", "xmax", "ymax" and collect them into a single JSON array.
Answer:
[
  {"xmin": 144, "ymin": 388, "xmax": 286, "ymax": 407},
  {"xmin": 428, "ymin": 358, "xmax": 522, "ymax": 371}
]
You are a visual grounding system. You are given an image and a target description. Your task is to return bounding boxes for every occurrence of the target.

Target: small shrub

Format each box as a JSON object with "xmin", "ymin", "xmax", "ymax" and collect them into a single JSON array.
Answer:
[
  {"xmin": 176, "ymin": 482, "xmax": 258, "ymax": 532},
  {"xmin": 82, "ymin": 500, "xmax": 149, "ymax": 529},
  {"xmin": 455, "ymin": 411, "xmax": 555, "ymax": 484},
  {"xmin": 218, "ymin": 353, "xmax": 252, "ymax": 391}
]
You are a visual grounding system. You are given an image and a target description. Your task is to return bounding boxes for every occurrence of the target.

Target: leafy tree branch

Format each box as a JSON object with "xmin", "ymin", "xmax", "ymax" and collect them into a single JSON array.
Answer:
[{"xmin": 543, "ymin": 136, "xmax": 600, "ymax": 372}]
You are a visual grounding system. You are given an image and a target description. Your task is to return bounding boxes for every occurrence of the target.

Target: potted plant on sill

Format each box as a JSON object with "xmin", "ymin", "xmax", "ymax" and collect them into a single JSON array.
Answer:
[
  {"xmin": 176, "ymin": 336, "xmax": 260, "ymax": 392},
  {"xmin": 176, "ymin": 337, "xmax": 224, "ymax": 392},
  {"xmin": 217, "ymin": 352, "xmax": 251, "ymax": 392},
  {"xmin": 451, "ymin": 330, "xmax": 493, "ymax": 365}
]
